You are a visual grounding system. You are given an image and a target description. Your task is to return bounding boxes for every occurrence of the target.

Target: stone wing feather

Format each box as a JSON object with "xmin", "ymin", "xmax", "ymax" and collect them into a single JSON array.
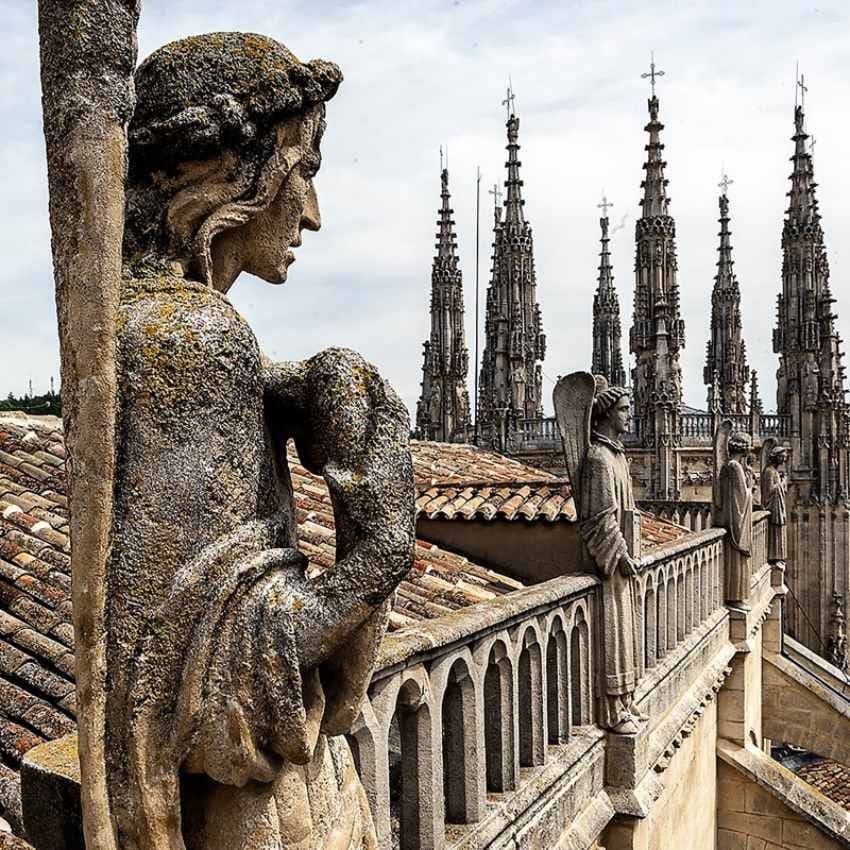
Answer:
[
  {"xmin": 553, "ymin": 372, "xmax": 595, "ymax": 517},
  {"xmin": 712, "ymin": 418, "xmax": 733, "ymax": 515}
]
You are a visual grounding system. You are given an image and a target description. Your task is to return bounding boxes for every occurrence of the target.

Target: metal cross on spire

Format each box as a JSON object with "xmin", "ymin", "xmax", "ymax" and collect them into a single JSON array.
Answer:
[
  {"xmin": 810, "ymin": 135, "xmax": 817, "ymax": 155},
  {"xmin": 795, "ymin": 62, "xmax": 808, "ymax": 111},
  {"xmin": 641, "ymin": 51, "xmax": 665, "ymax": 97},
  {"xmin": 489, "ymin": 183, "xmax": 503, "ymax": 207},
  {"xmin": 439, "ymin": 145, "xmax": 443, "ymax": 172},
  {"xmin": 798, "ymin": 73, "xmax": 808, "ymax": 111},
  {"xmin": 502, "ymin": 78, "xmax": 516, "ymax": 119},
  {"xmin": 718, "ymin": 171, "xmax": 734, "ymax": 195},
  {"xmin": 598, "ymin": 192, "xmax": 614, "ymax": 217}
]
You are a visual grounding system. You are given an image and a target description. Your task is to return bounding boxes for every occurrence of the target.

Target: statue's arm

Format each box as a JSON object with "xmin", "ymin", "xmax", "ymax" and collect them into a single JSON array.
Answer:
[
  {"xmin": 580, "ymin": 450, "xmax": 632, "ymax": 577},
  {"xmin": 263, "ymin": 348, "xmax": 415, "ymax": 669}
]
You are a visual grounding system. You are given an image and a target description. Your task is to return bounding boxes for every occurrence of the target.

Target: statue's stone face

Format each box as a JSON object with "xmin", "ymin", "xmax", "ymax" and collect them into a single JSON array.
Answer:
[
  {"xmin": 209, "ymin": 113, "xmax": 324, "ymax": 293},
  {"xmin": 607, "ymin": 396, "xmax": 631, "ymax": 436}
]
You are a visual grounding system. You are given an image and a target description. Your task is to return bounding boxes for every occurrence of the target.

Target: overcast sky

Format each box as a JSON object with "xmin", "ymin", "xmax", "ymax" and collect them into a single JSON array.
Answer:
[{"xmin": 3, "ymin": 0, "xmax": 850, "ymax": 418}]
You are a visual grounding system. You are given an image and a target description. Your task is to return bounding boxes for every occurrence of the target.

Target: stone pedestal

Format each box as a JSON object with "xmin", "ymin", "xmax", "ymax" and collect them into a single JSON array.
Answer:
[{"xmin": 20, "ymin": 735, "xmax": 82, "ymax": 850}]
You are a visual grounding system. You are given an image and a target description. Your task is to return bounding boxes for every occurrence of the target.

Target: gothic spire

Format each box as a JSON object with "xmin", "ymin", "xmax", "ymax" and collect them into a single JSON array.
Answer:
[
  {"xmin": 704, "ymin": 184, "xmax": 749, "ymax": 413},
  {"xmin": 774, "ymin": 80, "xmax": 849, "ymax": 504},
  {"xmin": 630, "ymin": 58, "xmax": 685, "ymax": 497},
  {"xmin": 435, "ymin": 166, "xmax": 457, "ymax": 259},
  {"xmin": 592, "ymin": 200, "xmax": 626, "ymax": 388},
  {"xmin": 504, "ymin": 112, "xmax": 526, "ymax": 229},
  {"xmin": 640, "ymin": 94, "xmax": 670, "ymax": 219},
  {"xmin": 416, "ymin": 164, "xmax": 470, "ymax": 442},
  {"xmin": 478, "ymin": 88, "xmax": 546, "ymax": 447}
]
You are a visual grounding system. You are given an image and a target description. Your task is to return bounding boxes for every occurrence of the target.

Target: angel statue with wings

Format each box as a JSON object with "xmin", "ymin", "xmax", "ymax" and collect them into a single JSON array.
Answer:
[
  {"xmin": 760, "ymin": 440, "xmax": 788, "ymax": 564},
  {"xmin": 554, "ymin": 373, "xmax": 644, "ymax": 735},
  {"xmin": 713, "ymin": 421, "xmax": 754, "ymax": 607}
]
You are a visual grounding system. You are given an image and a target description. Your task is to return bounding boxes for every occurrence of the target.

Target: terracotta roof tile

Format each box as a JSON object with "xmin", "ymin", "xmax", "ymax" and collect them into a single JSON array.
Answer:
[
  {"xmin": 415, "ymin": 479, "xmax": 576, "ymax": 524},
  {"xmin": 797, "ymin": 758, "xmax": 850, "ymax": 809}
]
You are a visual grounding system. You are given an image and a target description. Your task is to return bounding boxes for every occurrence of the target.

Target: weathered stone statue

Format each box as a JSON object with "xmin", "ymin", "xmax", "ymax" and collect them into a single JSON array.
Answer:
[
  {"xmin": 760, "ymin": 440, "xmax": 788, "ymax": 564},
  {"xmin": 713, "ymin": 421, "xmax": 753, "ymax": 607},
  {"xmin": 827, "ymin": 591, "xmax": 848, "ymax": 672},
  {"xmin": 555, "ymin": 373, "xmax": 643, "ymax": 734},
  {"xmin": 41, "ymin": 21, "xmax": 415, "ymax": 850}
]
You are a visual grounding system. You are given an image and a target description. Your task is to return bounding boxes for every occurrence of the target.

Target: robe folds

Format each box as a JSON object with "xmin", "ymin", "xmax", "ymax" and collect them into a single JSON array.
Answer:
[
  {"xmin": 761, "ymin": 465, "xmax": 787, "ymax": 562},
  {"xmin": 578, "ymin": 436, "xmax": 639, "ymax": 709},
  {"xmin": 720, "ymin": 458, "xmax": 753, "ymax": 603}
]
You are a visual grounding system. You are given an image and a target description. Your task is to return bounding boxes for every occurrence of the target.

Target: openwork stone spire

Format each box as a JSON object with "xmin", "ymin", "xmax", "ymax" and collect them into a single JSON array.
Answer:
[
  {"xmin": 592, "ymin": 208, "xmax": 626, "ymax": 387},
  {"xmin": 773, "ymin": 101, "xmax": 849, "ymax": 501},
  {"xmin": 416, "ymin": 166, "xmax": 470, "ymax": 441},
  {"xmin": 704, "ymin": 188, "xmax": 749, "ymax": 413},
  {"xmin": 629, "ymin": 74, "xmax": 684, "ymax": 497},
  {"xmin": 478, "ymin": 96, "xmax": 546, "ymax": 446}
]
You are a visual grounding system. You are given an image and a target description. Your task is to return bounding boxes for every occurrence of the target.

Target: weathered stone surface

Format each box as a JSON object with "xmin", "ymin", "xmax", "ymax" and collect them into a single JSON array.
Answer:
[
  {"xmin": 555, "ymin": 373, "xmax": 642, "ymax": 733},
  {"xmin": 37, "ymin": 4, "xmax": 139, "ymax": 850},
  {"xmin": 37, "ymin": 19, "xmax": 415, "ymax": 850},
  {"xmin": 21, "ymin": 735, "xmax": 82, "ymax": 850},
  {"xmin": 713, "ymin": 422, "xmax": 753, "ymax": 604}
]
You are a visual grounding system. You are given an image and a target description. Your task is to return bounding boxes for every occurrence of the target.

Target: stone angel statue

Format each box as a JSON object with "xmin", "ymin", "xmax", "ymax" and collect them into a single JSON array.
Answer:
[
  {"xmin": 39, "ymin": 20, "xmax": 414, "ymax": 850},
  {"xmin": 713, "ymin": 420, "xmax": 753, "ymax": 607},
  {"xmin": 760, "ymin": 439, "xmax": 788, "ymax": 564},
  {"xmin": 554, "ymin": 373, "xmax": 643, "ymax": 734}
]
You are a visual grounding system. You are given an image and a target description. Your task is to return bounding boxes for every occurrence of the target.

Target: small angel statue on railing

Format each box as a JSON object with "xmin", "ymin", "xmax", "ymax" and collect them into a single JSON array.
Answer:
[
  {"xmin": 713, "ymin": 421, "xmax": 754, "ymax": 609},
  {"xmin": 554, "ymin": 373, "xmax": 644, "ymax": 735},
  {"xmin": 760, "ymin": 439, "xmax": 788, "ymax": 565}
]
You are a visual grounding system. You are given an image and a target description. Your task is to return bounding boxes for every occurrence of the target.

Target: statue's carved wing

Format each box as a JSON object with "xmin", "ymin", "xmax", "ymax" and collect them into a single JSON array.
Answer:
[
  {"xmin": 553, "ymin": 372, "xmax": 595, "ymax": 517},
  {"xmin": 760, "ymin": 437, "xmax": 777, "ymax": 507},
  {"xmin": 712, "ymin": 418, "xmax": 733, "ymax": 516}
]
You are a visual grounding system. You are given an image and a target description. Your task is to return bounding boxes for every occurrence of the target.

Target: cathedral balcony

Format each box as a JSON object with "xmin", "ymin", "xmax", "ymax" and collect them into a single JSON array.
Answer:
[{"xmin": 344, "ymin": 514, "xmax": 776, "ymax": 849}]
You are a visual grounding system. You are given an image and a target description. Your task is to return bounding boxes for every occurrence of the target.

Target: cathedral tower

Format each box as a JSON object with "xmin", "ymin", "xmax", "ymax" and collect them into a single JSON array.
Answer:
[
  {"xmin": 592, "ymin": 201, "xmax": 627, "ymax": 388},
  {"xmin": 774, "ymin": 89, "xmax": 850, "ymax": 657},
  {"xmin": 416, "ymin": 166, "xmax": 470, "ymax": 441},
  {"xmin": 629, "ymin": 60, "xmax": 684, "ymax": 497},
  {"xmin": 704, "ymin": 183, "xmax": 750, "ymax": 414},
  {"xmin": 478, "ymin": 92, "xmax": 546, "ymax": 447}
]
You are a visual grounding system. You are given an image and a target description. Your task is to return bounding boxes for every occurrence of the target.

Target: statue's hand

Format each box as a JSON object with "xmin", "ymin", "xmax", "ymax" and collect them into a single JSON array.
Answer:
[
  {"xmin": 618, "ymin": 554, "xmax": 638, "ymax": 577},
  {"xmin": 263, "ymin": 348, "xmax": 415, "ymax": 668}
]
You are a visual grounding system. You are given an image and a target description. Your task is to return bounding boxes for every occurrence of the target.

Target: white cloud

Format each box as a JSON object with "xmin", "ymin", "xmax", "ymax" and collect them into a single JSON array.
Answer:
[{"xmin": 2, "ymin": 0, "xmax": 850, "ymax": 419}]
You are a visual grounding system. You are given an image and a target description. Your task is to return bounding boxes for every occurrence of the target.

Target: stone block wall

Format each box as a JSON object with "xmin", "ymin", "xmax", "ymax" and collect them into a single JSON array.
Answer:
[{"xmin": 717, "ymin": 760, "xmax": 843, "ymax": 850}]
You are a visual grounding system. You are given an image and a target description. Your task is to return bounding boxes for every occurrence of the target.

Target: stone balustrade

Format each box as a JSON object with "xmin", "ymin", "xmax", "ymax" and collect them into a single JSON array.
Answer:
[
  {"xmin": 634, "ymin": 528, "xmax": 726, "ymax": 681},
  {"xmin": 637, "ymin": 499, "xmax": 714, "ymax": 531},
  {"xmin": 21, "ymin": 516, "xmax": 776, "ymax": 850},
  {"xmin": 347, "ymin": 511, "xmax": 773, "ymax": 849},
  {"xmin": 350, "ymin": 574, "xmax": 600, "ymax": 849},
  {"xmin": 464, "ymin": 413, "xmax": 792, "ymax": 453}
]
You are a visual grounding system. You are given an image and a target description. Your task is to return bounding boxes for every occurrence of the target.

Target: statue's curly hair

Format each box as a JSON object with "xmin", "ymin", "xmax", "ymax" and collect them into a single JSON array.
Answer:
[
  {"xmin": 123, "ymin": 33, "xmax": 342, "ymax": 283},
  {"xmin": 592, "ymin": 375, "xmax": 629, "ymax": 421},
  {"xmin": 129, "ymin": 32, "xmax": 341, "ymax": 166}
]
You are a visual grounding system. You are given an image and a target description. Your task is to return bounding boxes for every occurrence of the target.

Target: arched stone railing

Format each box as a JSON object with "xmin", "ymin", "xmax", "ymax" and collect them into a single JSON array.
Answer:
[
  {"xmin": 347, "ymin": 514, "xmax": 773, "ymax": 849},
  {"xmin": 637, "ymin": 499, "xmax": 714, "ymax": 531},
  {"xmin": 358, "ymin": 575, "xmax": 598, "ymax": 849},
  {"xmin": 636, "ymin": 530, "xmax": 726, "ymax": 674}
]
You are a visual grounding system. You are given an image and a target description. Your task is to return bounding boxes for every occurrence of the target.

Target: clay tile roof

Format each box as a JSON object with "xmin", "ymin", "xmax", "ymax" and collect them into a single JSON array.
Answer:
[
  {"xmin": 639, "ymin": 511, "xmax": 690, "ymax": 547},
  {"xmin": 409, "ymin": 440, "xmax": 579, "ymax": 523},
  {"xmin": 410, "ymin": 440, "xmax": 559, "ymax": 486},
  {"xmin": 796, "ymin": 759, "xmax": 850, "ymax": 809},
  {"xmin": 0, "ymin": 415, "xmax": 72, "ymax": 833},
  {"xmin": 415, "ymin": 479, "xmax": 576, "ymax": 523}
]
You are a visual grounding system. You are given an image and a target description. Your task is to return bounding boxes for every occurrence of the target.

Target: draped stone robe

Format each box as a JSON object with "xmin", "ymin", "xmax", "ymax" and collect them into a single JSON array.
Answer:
[
  {"xmin": 720, "ymin": 458, "xmax": 753, "ymax": 603},
  {"xmin": 578, "ymin": 434, "xmax": 639, "ymax": 723},
  {"xmin": 108, "ymin": 271, "xmax": 385, "ymax": 850},
  {"xmin": 761, "ymin": 465, "xmax": 787, "ymax": 562}
]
